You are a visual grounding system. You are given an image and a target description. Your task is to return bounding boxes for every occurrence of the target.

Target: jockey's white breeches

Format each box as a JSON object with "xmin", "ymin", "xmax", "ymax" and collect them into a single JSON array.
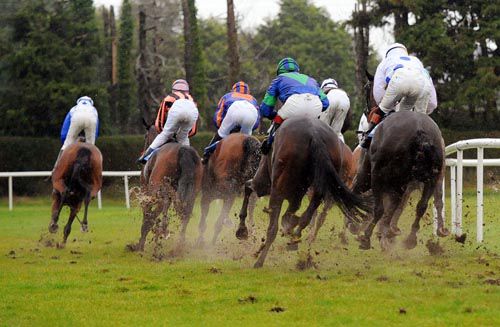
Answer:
[
  {"xmin": 217, "ymin": 100, "xmax": 259, "ymax": 138},
  {"xmin": 278, "ymin": 93, "xmax": 322, "ymax": 120},
  {"xmin": 150, "ymin": 99, "xmax": 198, "ymax": 148},
  {"xmin": 61, "ymin": 108, "xmax": 98, "ymax": 150},
  {"xmin": 379, "ymin": 67, "xmax": 431, "ymax": 114},
  {"xmin": 357, "ymin": 114, "xmax": 369, "ymax": 143},
  {"xmin": 319, "ymin": 89, "xmax": 350, "ymax": 142}
]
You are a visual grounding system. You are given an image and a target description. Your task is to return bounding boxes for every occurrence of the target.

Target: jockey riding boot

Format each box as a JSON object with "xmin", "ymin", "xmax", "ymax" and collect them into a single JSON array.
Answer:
[
  {"xmin": 137, "ymin": 147, "xmax": 155, "ymax": 164},
  {"xmin": 360, "ymin": 122, "xmax": 376, "ymax": 149},
  {"xmin": 202, "ymin": 133, "xmax": 222, "ymax": 165},
  {"xmin": 261, "ymin": 122, "xmax": 281, "ymax": 155}
]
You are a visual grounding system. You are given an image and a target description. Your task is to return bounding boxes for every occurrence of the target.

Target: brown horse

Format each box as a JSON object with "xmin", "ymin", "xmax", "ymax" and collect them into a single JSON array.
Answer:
[
  {"xmin": 354, "ymin": 73, "xmax": 448, "ymax": 251},
  {"xmin": 128, "ymin": 123, "xmax": 203, "ymax": 251},
  {"xmin": 196, "ymin": 133, "xmax": 261, "ymax": 246},
  {"xmin": 238, "ymin": 117, "xmax": 371, "ymax": 268},
  {"xmin": 49, "ymin": 142, "xmax": 102, "ymax": 245}
]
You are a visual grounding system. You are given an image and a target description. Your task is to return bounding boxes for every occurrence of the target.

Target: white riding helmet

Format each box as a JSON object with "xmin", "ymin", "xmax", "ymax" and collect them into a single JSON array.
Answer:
[
  {"xmin": 76, "ymin": 96, "xmax": 94, "ymax": 106},
  {"xmin": 385, "ymin": 43, "xmax": 408, "ymax": 57},
  {"xmin": 320, "ymin": 78, "xmax": 339, "ymax": 92}
]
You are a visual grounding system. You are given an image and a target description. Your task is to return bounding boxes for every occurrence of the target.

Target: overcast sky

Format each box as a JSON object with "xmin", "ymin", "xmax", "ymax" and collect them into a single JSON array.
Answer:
[{"xmin": 94, "ymin": 0, "xmax": 393, "ymax": 57}]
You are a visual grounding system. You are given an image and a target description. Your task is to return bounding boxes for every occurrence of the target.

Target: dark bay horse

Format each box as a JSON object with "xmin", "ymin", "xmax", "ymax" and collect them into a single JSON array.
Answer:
[
  {"xmin": 128, "ymin": 124, "xmax": 203, "ymax": 251},
  {"xmin": 49, "ymin": 142, "xmax": 103, "ymax": 245},
  {"xmin": 238, "ymin": 117, "xmax": 371, "ymax": 268},
  {"xmin": 354, "ymin": 72, "xmax": 448, "ymax": 250},
  {"xmin": 196, "ymin": 133, "xmax": 260, "ymax": 246}
]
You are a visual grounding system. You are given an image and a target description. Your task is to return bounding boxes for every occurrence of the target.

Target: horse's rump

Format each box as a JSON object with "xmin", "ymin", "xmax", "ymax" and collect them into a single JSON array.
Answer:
[
  {"xmin": 52, "ymin": 143, "xmax": 102, "ymax": 197},
  {"xmin": 371, "ymin": 111, "xmax": 443, "ymax": 186}
]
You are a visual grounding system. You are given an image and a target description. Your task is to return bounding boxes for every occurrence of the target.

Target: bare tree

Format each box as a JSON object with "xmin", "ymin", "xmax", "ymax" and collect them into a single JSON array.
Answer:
[{"xmin": 227, "ymin": 0, "xmax": 240, "ymax": 86}]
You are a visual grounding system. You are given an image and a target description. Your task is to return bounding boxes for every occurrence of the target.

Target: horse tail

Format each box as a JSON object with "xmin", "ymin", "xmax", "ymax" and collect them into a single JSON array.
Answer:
[
  {"xmin": 411, "ymin": 130, "xmax": 443, "ymax": 183},
  {"xmin": 240, "ymin": 136, "xmax": 261, "ymax": 178},
  {"xmin": 310, "ymin": 137, "xmax": 371, "ymax": 224},
  {"xmin": 177, "ymin": 146, "xmax": 199, "ymax": 204},
  {"xmin": 70, "ymin": 147, "xmax": 93, "ymax": 193}
]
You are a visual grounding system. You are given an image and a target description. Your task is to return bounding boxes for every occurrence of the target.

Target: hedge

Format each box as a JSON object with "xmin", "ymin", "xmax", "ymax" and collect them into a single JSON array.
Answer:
[{"xmin": 1, "ymin": 129, "xmax": 499, "ymax": 195}]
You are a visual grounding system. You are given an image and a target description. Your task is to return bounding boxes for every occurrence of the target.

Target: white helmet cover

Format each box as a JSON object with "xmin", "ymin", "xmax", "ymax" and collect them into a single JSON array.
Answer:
[
  {"xmin": 76, "ymin": 96, "xmax": 94, "ymax": 106},
  {"xmin": 320, "ymin": 78, "xmax": 339, "ymax": 92},
  {"xmin": 385, "ymin": 43, "xmax": 408, "ymax": 57}
]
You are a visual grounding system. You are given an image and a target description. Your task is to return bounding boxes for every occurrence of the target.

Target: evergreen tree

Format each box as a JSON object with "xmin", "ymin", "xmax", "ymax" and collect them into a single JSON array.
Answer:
[
  {"xmin": 117, "ymin": 0, "xmax": 136, "ymax": 132},
  {"xmin": 181, "ymin": 0, "xmax": 208, "ymax": 127},
  {"xmin": 0, "ymin": 0, "xmax": 108, "ymax": 137}
]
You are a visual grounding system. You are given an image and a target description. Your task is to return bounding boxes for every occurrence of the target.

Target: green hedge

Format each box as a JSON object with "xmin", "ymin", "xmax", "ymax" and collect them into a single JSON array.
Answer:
[{"xmin": 1, "ymin": 129, "xmax": 499, "ymax": 195}]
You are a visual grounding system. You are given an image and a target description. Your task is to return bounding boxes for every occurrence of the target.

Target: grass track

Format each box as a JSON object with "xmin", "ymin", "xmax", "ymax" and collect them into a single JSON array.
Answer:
[{"xmin": 0, "ymin": 191, "xmax": 499, "ymax": 326}]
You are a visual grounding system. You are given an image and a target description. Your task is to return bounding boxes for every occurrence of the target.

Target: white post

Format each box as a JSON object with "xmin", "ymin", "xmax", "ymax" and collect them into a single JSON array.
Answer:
[
  {"xmin": 97, "ymin": 190, "xmax": 102, "ymax": 210},
  {"xmin": 124, "ymin": 176, "xmax": 130, "ymax": 209},
  {"xmin": 433, "ymin": 172, "xmax": 446, "ymax": 235},
  {"xmin": 450, "ymin": 165, "xmax": 456, "ymax": 234},
  {"xmin": 8, "ymin": 176, "xmax": 13, "ymax": 211},
  {"xmin": 441, "ymin": 177, "xmax": 445, "ymax": 228},
  {"xmin": 477, "ymin": 147, "xmax": 484, "ymax": 242},
  {"xmin": 456, "ymin": 150, "xmax": 463, "ymax": 236}
]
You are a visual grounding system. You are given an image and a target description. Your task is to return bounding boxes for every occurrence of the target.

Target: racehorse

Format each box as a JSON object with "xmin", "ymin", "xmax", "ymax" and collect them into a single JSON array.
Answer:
[
  {"xmin": 196, "ymin": 133, "xmax": 260, "ymax": 246},
  {"xmin": 354, "ymin": 72, "xmax": 448, "ymax": 251},
  {"xmin": 237, "ymin": 117, "xmax": 371, "ymax": 268},
  {"xmin": 128, "ymin": 122, "xmax": 202, "ymax": 251},
  {"xmin": 49, "ymin": 142, "xmax": 103, "ymax": 246}
]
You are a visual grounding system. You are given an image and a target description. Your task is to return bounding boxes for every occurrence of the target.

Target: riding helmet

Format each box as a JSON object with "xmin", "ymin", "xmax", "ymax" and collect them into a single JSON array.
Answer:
[
  {"xmin": 76, "ymin": 96, "xmax": 94, "ymax": 106},
  {"xmin": 385, "ymin": 43, "xmax": 408, "ymax": 58},
  {"xmin": 320, "ymin": 78, "xmax": 339, "ymax": 92},
  {"xmin": 172, "ymin": 79, "xmax": 190, "ymax": 92},
  {"xmin": 231, "ymin": 81, "xmax": 250, "ymax": 94},
  {"xmin": 276, "ymin": 57, "xmax": 300, "ymax": 75}
]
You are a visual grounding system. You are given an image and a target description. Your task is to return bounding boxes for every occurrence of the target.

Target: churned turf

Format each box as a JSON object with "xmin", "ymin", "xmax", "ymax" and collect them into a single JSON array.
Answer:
[{"xmin": 0, "ymin": 190, "xmax": 499, "ymax": 326}]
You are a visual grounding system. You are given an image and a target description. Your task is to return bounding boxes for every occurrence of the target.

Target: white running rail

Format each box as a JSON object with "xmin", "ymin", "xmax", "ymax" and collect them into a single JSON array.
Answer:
[
  {"xmin": 0, "ymin": 171, "xmax": 141, "ymax": 211},
  {"xmin": 444, "ymin": 138, "xmax": 500, "ymax": 242}
]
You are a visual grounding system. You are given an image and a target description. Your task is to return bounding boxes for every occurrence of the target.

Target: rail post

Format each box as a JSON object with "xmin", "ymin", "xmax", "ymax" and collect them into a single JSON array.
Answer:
[
  {"xmin": 8, "ymin": 176, "xmax": 13, "ymax": 211},
  {"xmin": 477, "ymin": 147, "xmax": 483, "ymax": 242},
  {"xmin": 124, "ymin": 176, "xmax": 130, "ymax": 209}
]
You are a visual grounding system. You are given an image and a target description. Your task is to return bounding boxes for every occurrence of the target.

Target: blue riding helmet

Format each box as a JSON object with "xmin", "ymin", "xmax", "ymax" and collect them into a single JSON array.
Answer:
[{"xmin": 276, "ymin": 57, "xmax": 300, "ymax": 75}]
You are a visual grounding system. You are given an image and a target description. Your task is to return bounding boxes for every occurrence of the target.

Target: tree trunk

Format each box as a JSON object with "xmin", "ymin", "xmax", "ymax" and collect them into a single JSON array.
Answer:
[
  {"xmin": 227, "ymin": 0, "xmax": 240, "ymax": 86},
  {"xmin": 181, "ymin": 0, "xmax": 193, "ymax": 84},
  {"xmin": 137, "ymin": 6, "xmax": 150, "ymax": 123},
  {"xmin": 353, "ymin": 0, "xmax": 370, "ymax": 110}
]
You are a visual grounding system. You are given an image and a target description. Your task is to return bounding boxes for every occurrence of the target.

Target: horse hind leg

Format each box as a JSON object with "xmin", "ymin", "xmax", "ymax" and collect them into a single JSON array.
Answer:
[
  {"xmin": 160, "ymin": 197, "xmax": 172, "ymax": 240},
  {"xmin": 378, "ymin": 193, "xmax": 403, "ymax": 251},
  {"xmin": 80, "ymin": 192, "xmax": 91, "ymax": 233},
  {"xmin": 247, "ymin": 192, "xmax": 258, "ymax": 231},
  {"xmin": 404, "ymin": 183, "xmax": 435, "ymax": 249},
  {"xmin": 61, "ymin": 204, "xmax": 81, "ymax": 246},
  {"xmin": 49, "ymin": 191, "xmax": 64, "ymax": 233},
  {"xmin": 433, "ymin": 177, "xmax": 450, "ymax": 237},
  {"xmin": 236, "ymin": 181, "xmax": 253, "ymax": 240},
  {"xmin": 212, "ymin": 196, "xmax": 235, "ymax": 245},
  {"xmin": 178, "ymin": 193, "xmax": 195, "ymax": 245},
  {"xmin": 307, "ymin": 200, "xmax": 332, "ymax": 245},
  {"xmin": 196, "ymin": 192, "xmax": 212, "ymax": 247},
  {"xmin": 358, "ymin": 192, "xmax": 384, "ymax": 250},
  {"xmin": 254, "ymin": 194, "xmax": 284, "ymax": 268},
  {"xmin": 293, "ymin": 192, "xmax": 322, "ymax": 246},
  {"xmin": 130, "ymin": 197, "xmax": 163, "ymax": 252},
  {"xmin": 281, "ymin": 197, "xmax": 302, "ymax": 237}
]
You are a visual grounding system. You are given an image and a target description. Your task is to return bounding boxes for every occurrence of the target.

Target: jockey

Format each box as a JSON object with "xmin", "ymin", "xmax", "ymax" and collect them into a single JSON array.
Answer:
[
  {"xmin": 260, "ymin": 57, "xmax": 329, "ymax": 154},
  {"xmin": 361, "ymin": 43, "xmax": 437, "ymax": 148},
  {"xmin": 319, "ymin": 78, "xmax": 350, "ymax": 143},
  {"xmin": 137, "ymin": 79, "xmax": 199, "ymax": 164},
  {"xmin": 202, "ymin": 81, "xmax": 259, "ymax": 164},
  {"xmin": 50, "ymin": 96, "xmax": 99, "ymax": 174}
]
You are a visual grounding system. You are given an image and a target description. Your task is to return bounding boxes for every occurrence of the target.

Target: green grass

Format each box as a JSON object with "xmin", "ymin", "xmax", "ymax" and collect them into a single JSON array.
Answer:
[{"xmin": 0, "ymin": 190, "xmax": 499, "ymax": 326}]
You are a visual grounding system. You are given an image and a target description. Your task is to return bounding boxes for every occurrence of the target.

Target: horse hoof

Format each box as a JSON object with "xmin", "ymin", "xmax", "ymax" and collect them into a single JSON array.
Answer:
[
  {"xmin": 437, "ymin": 227, "xmax": 450, "ymax": 237},
  {"xmin": 48, "ymin": 223, "xmax": 59, "ymax": 234},
  {"xmin": 404, "ymin": 235, "xmax": 417, "ymax": 249},
  {"xmin": 236, "ymin": 226, "xmax": 249, "ymax": 240},
  {"xmin": 56, "ymin": 242, "xmax": 65, "ymax": 249},
  {"xmin": 81, "ymin": 224, "xmax": 88, "ymax": 233},
  {"xmin": 357, "ymin": 235, "xmax": 371, "ymax": 250},
  {"xmin": 347, "ymin": 222, "xmax": 361, "ymax": 235},
  {"xmin": 380, "ymin": 237, "xmax": 393, "ymax": 252},
  {"xmin": 339, "ymin": 232, "xmax": 349, "ymax": 245}
]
